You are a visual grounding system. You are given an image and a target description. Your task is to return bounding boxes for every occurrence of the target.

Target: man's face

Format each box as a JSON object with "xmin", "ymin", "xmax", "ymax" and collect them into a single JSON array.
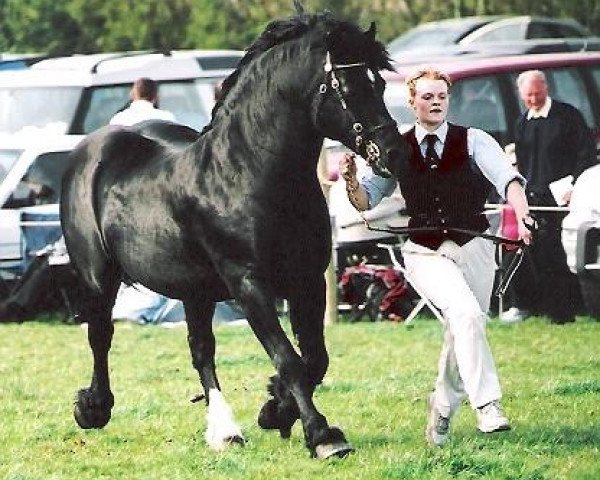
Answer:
[
  {"xmin": 411, "ymin": 78, "xmax": 449, "ymax": 129},
  {"xmin": 519, "ymin": 77, "xmax": 548, "ymax": 111}
]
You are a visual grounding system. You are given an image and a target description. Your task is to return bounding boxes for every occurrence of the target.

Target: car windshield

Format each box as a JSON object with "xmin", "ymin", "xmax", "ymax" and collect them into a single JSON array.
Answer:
[
  {"xmin": 0, "ymin": 149, "xmax": 23, "ymax": 184},
  {"xmin": 0, "ymin": 87, "xmax": 82, "ymax": 135}
]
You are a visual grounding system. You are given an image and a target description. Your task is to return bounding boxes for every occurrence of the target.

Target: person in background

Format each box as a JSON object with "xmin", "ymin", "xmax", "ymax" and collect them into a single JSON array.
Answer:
[
  {"xmin": 339, "ymin": 68, "xmax": 533, "ymax": 447},
  {"xmin": 0, "ymin": 236, "xmax": 77, "ymax": 323},
  {"xmin": 503, "ymin": 70, "xmax": 598, "ymax": 324},
  {"xmin": 109, "ymin": 77, "xmax": 175, "ymax": 126}
]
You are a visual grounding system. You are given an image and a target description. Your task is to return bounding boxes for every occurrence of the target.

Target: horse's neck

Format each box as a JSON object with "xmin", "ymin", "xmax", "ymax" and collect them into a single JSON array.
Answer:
[{"xmin": 213, "ymin": 42, "xmax": 323, "ymax": 160}]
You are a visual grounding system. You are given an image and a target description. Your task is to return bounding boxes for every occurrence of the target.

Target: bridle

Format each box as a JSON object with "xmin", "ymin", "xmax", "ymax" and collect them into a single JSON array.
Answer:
[{"xmin": 317, "ymin": 51, "xmax": 396, "ymax": 174}]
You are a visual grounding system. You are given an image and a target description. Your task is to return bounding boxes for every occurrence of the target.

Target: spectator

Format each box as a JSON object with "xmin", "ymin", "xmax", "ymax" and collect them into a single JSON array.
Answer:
[
  {"xmin": 109, "ymin": 77, "xmax": 175, "ymax": 126},
  {"xmin": 0, "ymin": 236, "xmax": 78, "ymax": 323},
  {"xmin": 339, "ymin": 68, "xmax": 533, "ymax": 447},
  {"xmin": 503, "ymin": 70, "xmax": 598, "ymax": 324}
]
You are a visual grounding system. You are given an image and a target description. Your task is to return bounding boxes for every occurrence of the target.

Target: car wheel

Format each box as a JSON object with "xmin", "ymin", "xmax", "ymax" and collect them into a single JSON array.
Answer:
[{"xmin": 578, "ymin": 275, "xmax": 600, "ymax": 319}]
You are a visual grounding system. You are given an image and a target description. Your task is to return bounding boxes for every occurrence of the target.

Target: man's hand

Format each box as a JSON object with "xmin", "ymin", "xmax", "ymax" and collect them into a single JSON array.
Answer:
[
  {"xmin": 339, "ymin": 153, "xmax": 358, "ymax": 184},
  {"xmin": 519, "ymin": 215, "xmax": 537, "ymax": 245}
]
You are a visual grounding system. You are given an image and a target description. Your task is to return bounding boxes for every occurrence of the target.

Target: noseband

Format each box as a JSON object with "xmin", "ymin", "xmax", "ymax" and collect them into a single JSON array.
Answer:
[{"xmin": 318, "ymin": 51, "xmax": 396, "ymax": 172}]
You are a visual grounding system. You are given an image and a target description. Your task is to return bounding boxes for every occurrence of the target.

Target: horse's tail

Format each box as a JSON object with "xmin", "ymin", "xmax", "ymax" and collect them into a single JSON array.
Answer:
[{"xmin": 60, "ymin": 129, "xmax": 120, "ymax": 293}]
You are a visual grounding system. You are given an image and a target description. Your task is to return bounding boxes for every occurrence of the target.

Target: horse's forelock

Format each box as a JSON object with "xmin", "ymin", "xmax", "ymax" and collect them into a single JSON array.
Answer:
[{"xmin": 325, "ymin": 19, "xmax": 392, "ymax": 72}]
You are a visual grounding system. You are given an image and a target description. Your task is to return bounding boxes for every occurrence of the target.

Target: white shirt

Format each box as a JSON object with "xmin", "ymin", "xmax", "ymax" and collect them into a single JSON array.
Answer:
[
  {"xmin": 109, "ymin": 99, "xmax": 176, "ymax": 126},
  {"xmin": 361, "ymin": 122, "xmax": 525, "ymax": 208},
  {"xmin": 526, "ymin": 96, "xmax": 552, "ymax": 120}
]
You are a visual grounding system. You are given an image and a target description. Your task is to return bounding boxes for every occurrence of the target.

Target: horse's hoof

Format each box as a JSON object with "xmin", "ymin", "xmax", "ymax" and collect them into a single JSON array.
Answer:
[
  {"xmin": 226, "ymin": 435, "xmax": 246, "ymax": 447},
  {"xmin": 258, "ymin": 399, "xmax": 297, "ymax": 438},
  {"xmin": 207, "ymin": 434, "xmax": 246, "ymax": 452},
  {"xmin": 73, "ymin": 388, "xmax": 113, "ymax": 429},
  {"xmin": 314, "ymin": 441, "xmax": 354, "ymax": 459}
]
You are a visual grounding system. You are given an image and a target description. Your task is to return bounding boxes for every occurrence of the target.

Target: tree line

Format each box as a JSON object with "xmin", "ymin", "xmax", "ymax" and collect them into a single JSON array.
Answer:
[{"xmin": 1, "ymin": 0, "xmax": 598, "ymax": 55}]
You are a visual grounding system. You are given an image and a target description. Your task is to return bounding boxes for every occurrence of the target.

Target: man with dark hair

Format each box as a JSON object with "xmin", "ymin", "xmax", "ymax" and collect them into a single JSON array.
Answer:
[{"xmin": 109, "ymin": 77, "xmax": 175, "ymax": 126}]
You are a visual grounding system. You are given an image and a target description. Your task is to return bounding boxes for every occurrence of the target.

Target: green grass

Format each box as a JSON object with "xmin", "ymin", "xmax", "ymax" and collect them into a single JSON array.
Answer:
[{"xmin": 0, "ymin": 315, "xmax": 598, "ymax": 479}]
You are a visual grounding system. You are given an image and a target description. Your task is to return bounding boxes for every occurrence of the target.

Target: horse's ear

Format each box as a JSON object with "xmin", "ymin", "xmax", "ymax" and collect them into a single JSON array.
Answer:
[
  {"xmin": 364, "ymin": 22, "xmax": 377, "ymax": 40},
  {"xmin": 293, "ymin": 0, "xmax": 305, "ymax": 15}
]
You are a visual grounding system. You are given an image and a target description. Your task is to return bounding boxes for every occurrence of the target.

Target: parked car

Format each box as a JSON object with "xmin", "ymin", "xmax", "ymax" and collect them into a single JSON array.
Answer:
[
  {"xmin": 0, "ymin": 50, "xmax": 243, "ymax": 137},
  {"xmin": 0, "ymin": 135, "xmax": 83, "ymax": 281},
  {"xmin": 0, "ymin": 53, "xmax": 50, "ymax": 71},
  {"xmin": 561, "ymin": 164, "xmax": 600, "ymax": 318},
  {"xmin": 388, "ymin": 15, "xmax": 597, "ymax": 58},
  {"xmin": 382, "ymin": 51, "xmax": 600, "ymax": 148}
]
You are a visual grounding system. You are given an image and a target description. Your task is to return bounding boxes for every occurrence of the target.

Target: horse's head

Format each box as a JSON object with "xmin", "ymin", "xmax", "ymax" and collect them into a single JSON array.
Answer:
[{"xmin": 313, "ymin": 20, "xmax": 410, "ymax": 178}]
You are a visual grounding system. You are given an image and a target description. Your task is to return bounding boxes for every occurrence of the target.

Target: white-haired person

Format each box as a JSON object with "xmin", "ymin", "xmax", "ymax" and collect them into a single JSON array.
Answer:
[{"xmin": 339, "ymin": 68, "xmax": 534, "ymax": 446}]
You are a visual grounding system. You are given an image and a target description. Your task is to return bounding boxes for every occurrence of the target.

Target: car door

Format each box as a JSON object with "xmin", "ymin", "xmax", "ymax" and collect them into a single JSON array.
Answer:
[{"xmin": 0, "ymin": 150, "xmax": 71, "ymax": 274}]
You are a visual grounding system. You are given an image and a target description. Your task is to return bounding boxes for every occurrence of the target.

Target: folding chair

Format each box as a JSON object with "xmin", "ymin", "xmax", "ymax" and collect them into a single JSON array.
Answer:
[{"xmin": 376, "ymin": 243, "xmax": 444, "ymax": 325}]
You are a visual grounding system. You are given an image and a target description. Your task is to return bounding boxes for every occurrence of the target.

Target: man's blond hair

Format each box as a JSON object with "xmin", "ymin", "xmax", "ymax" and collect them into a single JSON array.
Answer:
[{"xmin": 406, "ymin": 68, "xmax": 452, "ymax": 103}]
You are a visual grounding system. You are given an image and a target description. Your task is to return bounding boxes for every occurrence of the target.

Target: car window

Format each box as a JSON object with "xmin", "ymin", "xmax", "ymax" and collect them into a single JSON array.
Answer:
[
  {"xmin": 82, "ymin": 85, "xmax": 131, "ymax": 133},
  {"xmin": 546, "ymin": 68, "xmax": 595, "ymax": 127},
  {"xmin": 160, "ymin": 81, "xmax": 210, "ymax": 131},
  {"xmin": 469, "ymin": 24, "xmax": 522, "ymax": 43},
  {"xmin": 448, "ymin": 76, "xmax": 507, "ymax": 135},
  {"xmin": 554, "ymin": 23, "xmax": 587, "ymax": 38},
  {"xmin": 4, "ymin": 151, "xmax": 71, "ymax": 209},
  {"xmin": 196, "ymin": 56, "xmax": 241, "ymax": 70},
  {"xmin": 0, "ymin": 87, "xmax": 81, "ymax": 135},
  {"xmin": 383, "ymin": 82, "xmax": 416, "ymax": 128},
  {"xmin": 0, "ymin": 150, "xmax": 22, "ymax": 184},
  {"xmin": 590, "ymin": 66, "xmax": 600, "ymax": 93},
  {"xmin": 527, "ymin": 22, "xmax": 558, "ymax": 39}
]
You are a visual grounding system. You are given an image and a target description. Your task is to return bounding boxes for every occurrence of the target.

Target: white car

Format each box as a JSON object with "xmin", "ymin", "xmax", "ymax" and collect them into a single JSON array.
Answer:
[
  {"xmin": 0, "ymin": 50, "xmax": 242, "ymax": 137},
  {"xmin": 561, "ymin": 164, "xmax": 600, "ymax": 317},
  {"xmin": 0, "ymin": 135, "xmax": 83, "ymax": 280}
]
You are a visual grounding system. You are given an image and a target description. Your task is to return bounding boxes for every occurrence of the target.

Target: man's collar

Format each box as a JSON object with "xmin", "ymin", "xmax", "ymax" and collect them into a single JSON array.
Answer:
[
  {"xmin": 130, "ymin": 99, "xmax": 155, "ymax": 109},
  {"xmin": 415, "ymin": 122, "xmax": 448, "ymax": 144},
  {"xmin": 527, "ymin": 97, "xmax": 552, "ymax": 120}
]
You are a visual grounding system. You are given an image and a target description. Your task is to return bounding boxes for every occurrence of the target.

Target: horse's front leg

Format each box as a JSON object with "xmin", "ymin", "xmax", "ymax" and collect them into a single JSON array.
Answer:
[
  {"xmin": 235, "ymin": 273, "xmax": 351, "ymax": 458},
  {"xmin": 74, "ymin": 291, "xmax": 117, "ymax": 429},
  {"xmin": 259, "ymin": 275, "xmax": 352, "ymax": 458},
  {"xmin": 183, "ymin": 298, "xmax": 244, "ymax": 451}
]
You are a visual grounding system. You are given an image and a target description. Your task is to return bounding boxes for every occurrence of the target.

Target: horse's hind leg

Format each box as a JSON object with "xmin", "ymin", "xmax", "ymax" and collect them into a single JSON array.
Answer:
[
  {"xmin": 183, "ymin": 297, "xmax": 244, "ymax": 451},
  {"xmin": 73, "ymin": 273, "xmax": 120, "ymax": 429}
]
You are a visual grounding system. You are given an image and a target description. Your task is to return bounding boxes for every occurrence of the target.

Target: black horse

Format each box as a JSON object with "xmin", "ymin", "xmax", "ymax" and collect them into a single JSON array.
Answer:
[{"xmin": 60, "ymin": 4, "xmax": 409, "ymax": 458}]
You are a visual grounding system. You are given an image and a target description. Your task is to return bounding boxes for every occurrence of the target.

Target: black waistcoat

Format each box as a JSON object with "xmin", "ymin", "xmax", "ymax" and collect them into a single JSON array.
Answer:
[{"xmin": 397, "ymin": 124, "xmax": 490, "ymax": 249}]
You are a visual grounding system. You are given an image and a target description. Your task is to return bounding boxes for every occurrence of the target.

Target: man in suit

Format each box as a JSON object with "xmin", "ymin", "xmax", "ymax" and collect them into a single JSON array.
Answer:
[{"xmin": 507, "ymin": 69, "xmax": 598, "ymax": 324}]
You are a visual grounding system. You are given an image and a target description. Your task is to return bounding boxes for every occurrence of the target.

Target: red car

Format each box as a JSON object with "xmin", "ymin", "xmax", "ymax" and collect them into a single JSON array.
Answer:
[{"xmin": 383, "ymin": 51, "xmax": 600, "ymax": 148}]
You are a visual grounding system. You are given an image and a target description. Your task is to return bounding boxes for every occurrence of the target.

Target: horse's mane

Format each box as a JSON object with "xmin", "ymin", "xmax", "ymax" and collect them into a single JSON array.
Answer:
[{"xmin": 200, "ymin": 9, "xmax": 392, "ymax": 135}]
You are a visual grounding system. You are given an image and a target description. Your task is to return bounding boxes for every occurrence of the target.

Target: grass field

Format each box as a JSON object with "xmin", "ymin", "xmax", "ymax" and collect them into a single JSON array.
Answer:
[{"xmin": 0, "ymin": 315, "xmax": 598, "ymax": 479}]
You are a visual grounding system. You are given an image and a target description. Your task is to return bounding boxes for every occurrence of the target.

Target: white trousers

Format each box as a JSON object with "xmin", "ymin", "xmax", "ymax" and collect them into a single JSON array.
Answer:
[{"xmin": 402, "ymin": 236, "xmax": 501, "ymax": 417}]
